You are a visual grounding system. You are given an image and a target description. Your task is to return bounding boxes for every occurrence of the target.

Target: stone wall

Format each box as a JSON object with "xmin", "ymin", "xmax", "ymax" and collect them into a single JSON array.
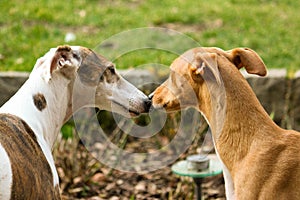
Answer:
[
  {"xmin": 0, "ymin": 72, "xmax": 29, "ymax": 106},
  {"xmin": 1, "ymin": 69, "xmax": 300, "ymax": 131},
  {"xmin": 242, "ymin": 69, "xmax": 295, "ymax": 129}
]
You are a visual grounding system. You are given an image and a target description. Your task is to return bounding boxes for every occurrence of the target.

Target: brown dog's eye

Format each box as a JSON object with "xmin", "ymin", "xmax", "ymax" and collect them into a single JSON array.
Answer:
[{"xmin": 191, "ymin": 70, "xmax": 204, "ymax": 83}]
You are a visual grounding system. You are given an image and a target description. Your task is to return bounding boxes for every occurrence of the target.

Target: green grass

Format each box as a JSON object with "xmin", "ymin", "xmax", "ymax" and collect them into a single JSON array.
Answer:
[{"xmin": 0, "ymin": 0, "xmax": 299, "ymax": 72}]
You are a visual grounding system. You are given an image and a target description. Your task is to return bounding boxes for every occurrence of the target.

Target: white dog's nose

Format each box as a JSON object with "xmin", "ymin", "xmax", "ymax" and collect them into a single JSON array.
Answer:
[{"xmin": 143, "ymin": 98, "xmax": 152, "ymax": 113}]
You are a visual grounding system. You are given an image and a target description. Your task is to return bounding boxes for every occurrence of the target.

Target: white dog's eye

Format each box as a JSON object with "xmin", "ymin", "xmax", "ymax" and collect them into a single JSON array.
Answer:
[
  {"xmin": 98, "ymin": 64, "xmax": 118, "ymax": 83},
  {"xmin": 72, "ymin": 52, "xmax": 80, "ymax": 60},
  {"xmin": 108, "ymin": 66, "xmax": 115, "ymax": 75},
  {"xmin": 106, "ymin": 64, "xmax": 116, "ymax": 75}
]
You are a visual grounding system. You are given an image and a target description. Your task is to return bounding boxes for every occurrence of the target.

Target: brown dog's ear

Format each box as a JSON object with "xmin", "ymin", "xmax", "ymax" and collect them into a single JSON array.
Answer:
[
  {"xmin": 226, "ymin": 48, "xmax": 267, "ymax": 76},
  {"xmin": 190, "ymin": 52, "xmax": 221, "ymax": 85}
]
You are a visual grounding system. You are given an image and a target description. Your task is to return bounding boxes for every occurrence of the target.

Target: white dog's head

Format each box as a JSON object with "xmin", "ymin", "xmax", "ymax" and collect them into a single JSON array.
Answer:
[{"xmin": 33, "ymin": 45, "xmax": 151, "ymax": 118}]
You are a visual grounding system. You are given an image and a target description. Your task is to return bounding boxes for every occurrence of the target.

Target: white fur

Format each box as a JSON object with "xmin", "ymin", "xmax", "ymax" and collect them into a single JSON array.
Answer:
[
  {"xmin": 0, "ymin": 76, "xmax": 62, "ymax": 187},
  {"xmin": 222, "ymin": 165, "xmax": 235, "ymax": 199},
  {"xmin": 203, "ymin": 114, "xmax": 235, "ymax": 200},
  {"xmin": 211, "ymin": 136, "xmax": 235, "ymax": 200},
  {"xmin": 0, "ymin": 45, "xmax": 149, "ymax": 190},
  {"xmin": 0, "ymin": 143, "xmax": 12, "ymax": 200},
  {"xmin": 0, "ymin": 48, "xmax": 71, "ymax": 186},
  {"xmin": 213, "ymin": 143, "xmax": 235, "ymax": 200}
]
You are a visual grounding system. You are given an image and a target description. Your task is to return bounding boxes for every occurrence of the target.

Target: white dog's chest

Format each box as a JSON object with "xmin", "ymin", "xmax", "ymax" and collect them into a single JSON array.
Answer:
[{"xmin": 0, "ymin": 113, "xmax": 60, "ymax": 200}]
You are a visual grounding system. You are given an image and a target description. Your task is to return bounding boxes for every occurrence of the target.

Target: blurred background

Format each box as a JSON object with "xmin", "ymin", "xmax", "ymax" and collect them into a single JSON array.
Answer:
[
  {"xmin": 1, "ymin": 1, "xmax": 299, "ymax": 199},
  {"xmin": 1, "ymin": 0, "xmax": 299, "ymax": 72}
]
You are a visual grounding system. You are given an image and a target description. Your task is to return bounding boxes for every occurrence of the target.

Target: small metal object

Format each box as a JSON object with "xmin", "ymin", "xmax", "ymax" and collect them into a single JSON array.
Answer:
[
  {"xmin": 171, "ymin": 154, "xmax": 223, "ymax": 200},
  {"xmin": 187, "ymin": 154, "xmax": 210, "ymax": 171}
]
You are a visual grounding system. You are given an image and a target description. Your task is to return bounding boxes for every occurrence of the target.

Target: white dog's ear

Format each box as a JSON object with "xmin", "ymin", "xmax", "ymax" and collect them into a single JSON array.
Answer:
[
  {"xmin": 50, "ymin": 45, "xmax": 80, "ymax": 79},
  {"xmin": 50, "ymin": 46, "xmax": 73, "ymax": 73},
  {"xmin": 190, "ymin": 52, "xmax": 221, "ymax": 85},
  {"xmin": 226, "ymin": 48, "xmax": 267, "ymax": 76}
]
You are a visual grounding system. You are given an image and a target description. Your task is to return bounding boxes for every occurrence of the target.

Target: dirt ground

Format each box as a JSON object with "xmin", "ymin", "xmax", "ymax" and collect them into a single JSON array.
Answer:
[
  {"xmin": 54, "ymin": 112, "xmax": 225, "ymax": 200},
  {"xmin": 54, "ymin": 132, "xmax": 225, "ymax": 199},
  {"xmin": 60, "ymin": 166, "xmax": 225, "ymax": 200},
  {"xmin": 57, "ymin": 145, "xmax": 225, "ymax": 200}
]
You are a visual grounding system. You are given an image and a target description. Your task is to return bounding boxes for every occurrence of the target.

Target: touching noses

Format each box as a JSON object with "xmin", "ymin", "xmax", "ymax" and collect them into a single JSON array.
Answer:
[{"xmin": 143, "ymin": 97, "xmax": 152, "ymax": 113}]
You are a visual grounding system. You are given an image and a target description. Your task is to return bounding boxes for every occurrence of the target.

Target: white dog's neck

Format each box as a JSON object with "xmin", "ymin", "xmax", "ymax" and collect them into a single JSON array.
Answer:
[
  {"xmin": 0, "ymin": 69, "xmax": 71, "ymax": 149},
  {"xmin": 0, "ymin": 67, "xmax": 72, "ymax": 187}
]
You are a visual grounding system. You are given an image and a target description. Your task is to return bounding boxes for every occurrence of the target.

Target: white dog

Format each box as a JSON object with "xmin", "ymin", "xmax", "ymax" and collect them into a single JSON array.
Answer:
[{"xmin": 0, "ymin": 45, "xmax": 151, "ymax": 199}]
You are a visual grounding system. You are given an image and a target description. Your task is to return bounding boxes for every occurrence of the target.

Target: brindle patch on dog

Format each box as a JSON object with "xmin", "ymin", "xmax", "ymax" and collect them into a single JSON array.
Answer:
[
  {"xmin": 77, "ymin": 48, "xmax": 108, "ymax": 87},
  {"xmin": 33, "ymin": 93, "xmax": 47, "ymax": 111},
  {"xmin": 0, "ymin": 114, "xmax": 60, "ymax": 199}
]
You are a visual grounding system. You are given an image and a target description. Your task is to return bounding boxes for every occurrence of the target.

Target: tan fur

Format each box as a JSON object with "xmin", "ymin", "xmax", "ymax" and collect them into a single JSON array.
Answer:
[
  {"xmin": 152, "ymin": 47, "xmax": 300, "ymax": 199},
  {"xmin": 0, "ymin": 114, "xmax": 60, "ymax": 199}
]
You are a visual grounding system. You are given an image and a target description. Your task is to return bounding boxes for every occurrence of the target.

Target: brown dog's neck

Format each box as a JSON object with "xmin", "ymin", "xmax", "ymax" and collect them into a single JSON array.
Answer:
[{"xmin": 199, "ymin": 62, "xmax": 280, "ymax": 174}]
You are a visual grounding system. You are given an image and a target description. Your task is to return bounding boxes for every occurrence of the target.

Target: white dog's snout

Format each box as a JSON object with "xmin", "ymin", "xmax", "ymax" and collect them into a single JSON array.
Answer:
[
  {"xmin": 127, "ymin": 88, "xmax": 151, "ymax": 110},
  {"xmin": 144, "ymin": 98, "xmax": 152, "ymax": 112},
  {"xmin": 128, "ymin": 96, "xmax": 152, "ymax": 113}
]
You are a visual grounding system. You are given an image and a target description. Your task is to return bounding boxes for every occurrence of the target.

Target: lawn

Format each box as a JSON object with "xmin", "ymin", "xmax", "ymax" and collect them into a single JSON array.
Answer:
[{"xmin": 0, "ymin": 0, "xmax": 299, "ymax": 72}]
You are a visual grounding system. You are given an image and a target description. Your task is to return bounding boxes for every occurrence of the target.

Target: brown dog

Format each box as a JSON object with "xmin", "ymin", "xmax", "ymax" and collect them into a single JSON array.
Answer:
[{"xmin": 151, "ymin": 47, "xmax": 300, "ymax": 199}]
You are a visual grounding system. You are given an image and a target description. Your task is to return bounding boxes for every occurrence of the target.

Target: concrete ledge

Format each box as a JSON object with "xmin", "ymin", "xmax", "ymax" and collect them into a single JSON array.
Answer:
[
  {"xmin": 0, "ymin": 72, "xmax": 29, "ymax": 106},
  {"xmin": 290, "ymin": 78, "xmax": 300, "ymax": 130},
  {"xmin": 248, "ymin": 77, "xmax": 286, "ymax": 123},
  {"xmin": 1, "ymin": 69, "xmax": 300, "ymax": 131},
  {"xmin": 241, "ymin": 69, "xmax": 287, "ymax": 78}
]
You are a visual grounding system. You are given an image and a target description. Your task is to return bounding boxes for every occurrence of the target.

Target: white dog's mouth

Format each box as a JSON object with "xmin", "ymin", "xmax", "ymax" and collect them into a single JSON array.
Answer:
[{"xmin": 111, "ymin": 100, "xmax": 141, "ymax": 117}]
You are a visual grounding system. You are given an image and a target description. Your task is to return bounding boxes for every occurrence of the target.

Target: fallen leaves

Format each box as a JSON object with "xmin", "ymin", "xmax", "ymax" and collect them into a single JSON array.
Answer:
[{"xmin": 54, "ymin": 114, "xmax": 225, "ymax": 199}]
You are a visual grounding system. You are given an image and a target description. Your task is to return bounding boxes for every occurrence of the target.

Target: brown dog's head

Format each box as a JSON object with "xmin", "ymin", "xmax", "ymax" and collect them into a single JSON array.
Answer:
[{"xmin": 151, "ymin": 47, "xmax": 267, "ymax": 113}]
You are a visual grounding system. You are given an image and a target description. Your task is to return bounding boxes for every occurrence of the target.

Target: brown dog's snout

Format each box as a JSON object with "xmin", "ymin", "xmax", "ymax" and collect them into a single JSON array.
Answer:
[
  {"xmin": 149, "ymin": 85, "xmax": 181, "ymax": 111},
  {"xmin": 150, "ymin": 85, "xmax": 169, "ymax": 105}
]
